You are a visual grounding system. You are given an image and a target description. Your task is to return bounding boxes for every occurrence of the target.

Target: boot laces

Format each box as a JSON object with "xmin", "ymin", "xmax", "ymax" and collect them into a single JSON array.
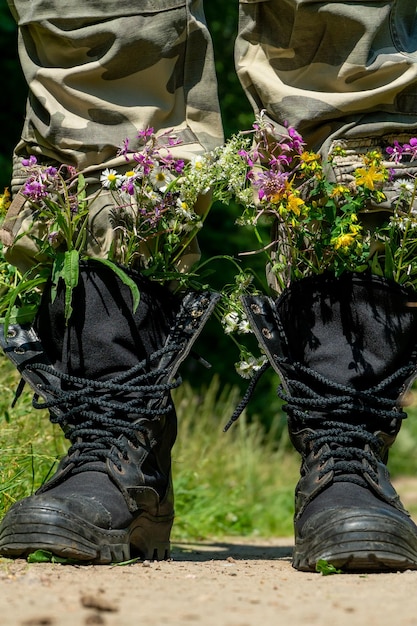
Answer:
[
  {"xmin": 223, "ymin": 361, "xmax": 270, "ymax": 431},
  {"xmin": 279, "ymin": 359, "xmax": 415, "ymax": 486},
  {"xmin": 26, "ymin": 343, "xmax": 183, "ymax": 473}
]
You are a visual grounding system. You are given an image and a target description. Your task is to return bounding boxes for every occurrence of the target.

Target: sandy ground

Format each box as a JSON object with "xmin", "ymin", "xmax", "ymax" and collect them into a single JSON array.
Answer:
[
  {"xmin": 2, "ymin": 538, "xmax": 417, "ymax": 626},
  {"xmin": 3, "ymin": 478, "xmax": 417, "ymax": 626}
]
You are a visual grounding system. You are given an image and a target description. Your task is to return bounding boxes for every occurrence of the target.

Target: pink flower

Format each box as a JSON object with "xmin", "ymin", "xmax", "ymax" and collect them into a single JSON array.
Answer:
[
  {"xmin": 403, "ymin": 137, "xmax": 417, "ymax": 160},
  {"xmin": 286, "ymin": 126, "xmax": 305, "ymax": 154},
  {"xmin": 117, "ymin": 138, "xmax": 131, "ymax": 161},
  {"xmin": 386, "ymin": 140, "xmax": 406, "ymax": 163},
  {"xmin": 137, "ymin": 127, "xmax": 154, "ymax": 139}
]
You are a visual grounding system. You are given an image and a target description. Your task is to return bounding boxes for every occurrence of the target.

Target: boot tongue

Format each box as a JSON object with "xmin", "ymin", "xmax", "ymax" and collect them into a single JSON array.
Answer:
[
  {"xmin": 35, "ymin": 260, "xmax": 179, "ymax": 379},
  {"xmin": 277, "ymin": 273, "xmax": 417, "ymax": 391}
]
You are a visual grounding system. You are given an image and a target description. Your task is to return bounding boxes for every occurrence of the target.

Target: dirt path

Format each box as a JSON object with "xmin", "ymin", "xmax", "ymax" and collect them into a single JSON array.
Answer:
[{"xmin": 2, "ymin": 537, "xmax": 417, "ymax": 626}]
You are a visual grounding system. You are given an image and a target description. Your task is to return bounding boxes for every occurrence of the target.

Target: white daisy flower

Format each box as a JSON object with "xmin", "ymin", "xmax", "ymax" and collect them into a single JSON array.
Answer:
[
  {"xmin": 393, "ymin": 178, "xmax": 415, "ymax": 196},
  {"xmin": 100, "ymin": 168, "xmax": 123, "ymax": 189},
  {"xmin": 149, "ymin": 167, "xmax": 175, "ymax": 191},
  {"xmin": 176, "ymin": 199, "xmax": 194, "ymax": 221},
  {"xmin": 191, "ymin": 155, "xmax": 205, "ymax": 170}
]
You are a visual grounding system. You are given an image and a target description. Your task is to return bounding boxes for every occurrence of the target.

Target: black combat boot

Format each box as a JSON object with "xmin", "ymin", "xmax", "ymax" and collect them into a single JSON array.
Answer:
[
  {"xmin": 0, "ymin": 260, "xmax": 218, "ymax": 564},
  {"xmin": 243, "ymin": 272, "xmax": 417, "ymax": 572}
]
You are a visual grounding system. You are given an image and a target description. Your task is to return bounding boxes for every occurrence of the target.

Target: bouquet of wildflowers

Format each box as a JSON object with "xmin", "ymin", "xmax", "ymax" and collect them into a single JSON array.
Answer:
[
  {"xmin": 231, "ymin": 114, "xmax": 417, "ymax": 295},
  {"xmin": 0, "ymin": 128, "xmax": 254, "ymax": 330},
  {"xmin": 217, "ymin": 115, "xmax": 417, "ymax": 378}
]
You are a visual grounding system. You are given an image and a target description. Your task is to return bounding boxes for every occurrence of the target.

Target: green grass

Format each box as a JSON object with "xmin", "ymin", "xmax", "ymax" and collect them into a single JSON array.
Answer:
[
  {"xmin": 1, "ymin": 354, "xmax": 417, "ymax": 542},
  {"xmin": 172, "ymin": 377, "xmax": 297, "ymax": 539}
]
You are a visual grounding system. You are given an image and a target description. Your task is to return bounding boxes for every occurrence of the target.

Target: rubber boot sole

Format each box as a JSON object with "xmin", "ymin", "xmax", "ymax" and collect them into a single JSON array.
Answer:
[
  {"xmin": 0, "ymin": 500, "xmax": 173, "ymax": 564},
  {"xmin": 293, "ymin": 508, "xmax": 417, "ymax": 572}
]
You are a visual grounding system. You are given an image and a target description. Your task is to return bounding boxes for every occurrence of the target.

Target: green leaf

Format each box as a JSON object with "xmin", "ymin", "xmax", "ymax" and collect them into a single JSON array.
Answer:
[
  {"xmin": 50, "ymin": 252, "xmax": 65, "ymax": 304},
  {"xmin": 2, "ymin": 274, "xmax": 46, "ymax": 335},
  {"xmin": 63, "ymin": 249, "xmax": 80, "ymax": 322},
  {"xmin": 77, "ymin": 174, "xmax": 87, "ymax": 210},
  {"xmin": 5, "ymin": 303, "xmax": 40, "ymax": 326},
  {"xmin": 27, "ymin": 549, "xmax": 54, "ymax": 563},
  {"xmin": 384, "ymin": 240, "xmax": 395, "ymax": 280},
  {"xmin": 93, "ymin": 258, "xmax": 140, "ymax": 312},
  {"xmin": 370, "ymin": 252, "xmax": 383, "ymax": 277},
  {"xmin": 27, "ymin": 549, "xmax": 79, "ymax": 565},
  {"xmin": 315, "ymin": 559, "xmax": 343, "ymax": 575}
]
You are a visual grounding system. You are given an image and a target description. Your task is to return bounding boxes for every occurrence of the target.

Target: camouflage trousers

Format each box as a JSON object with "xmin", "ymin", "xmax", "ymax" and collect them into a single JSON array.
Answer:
[
  {"xmin": 236, "ymin": 0, "xmax": 417, "ymax": 154},
  {"xmin": 4, "ymin": 0, "xmax": 417, "ymax": 271}
]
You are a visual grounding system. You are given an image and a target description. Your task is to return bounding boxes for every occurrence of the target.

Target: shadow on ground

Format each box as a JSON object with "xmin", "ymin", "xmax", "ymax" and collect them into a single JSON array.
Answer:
[{"xmin": 171, "ymin": 540, "xmax": 293, "ymax": 562}]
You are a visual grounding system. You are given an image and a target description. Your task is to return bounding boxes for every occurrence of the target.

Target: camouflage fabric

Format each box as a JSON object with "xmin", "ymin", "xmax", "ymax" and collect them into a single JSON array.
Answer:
[
  {"xmin": 5, "ymin": 0, "xmax": 223, "ymax": 271},
  {"xmin": 235, "ymin": 0, "xmax": 417, "ymax": 293},
  {"xmin": 236, "ymin": 0, "xmax": 417, "ymax": 155}
]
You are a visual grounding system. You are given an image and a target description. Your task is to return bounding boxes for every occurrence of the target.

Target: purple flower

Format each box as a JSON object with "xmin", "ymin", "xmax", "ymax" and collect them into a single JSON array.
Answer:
[
  {"xmin": 269, "ymin": 153, "xmax": 293, "ymax": 170},
  {"xmin": 386, "ymin": 140, "xmax": 405, "ymax": 163},
  {"xmin": 167, "ymin": 135, "xmax": 183, "ymax": 147},
  {"xmin": 22, "ymin": 177, "xmax": 47, "ymax": 201},
  {"xmin": 253, "ymin": 169, "xmax": 289, "ymax": 200},
  {"xmin": 286, "ymin": 126, "xmax": 305, "ymax": 154},
  {"xmin": 160, "ymin": 153, "xmax": 184, "ymax": 174},
  {"xmin": 45, "ymin": 166, "xmax": 58, "ymax": 178},
  {"xmin": 133, "ymin": 151, "xmax": 154, "ymax": 175},
  {"xmin": 21, "ymin": 155, "xmax": 38, "ymax": 168},
  {"xmin": 122, "ymin": 180, "xmax": 136, "ymax": 195},
  {"xmin": 173, "ymin": 159, "xmax": 185, "ymax": 173},
  {"xmin": 64, "ymin": 165, "xmax": 78, "ymax": 179},
  {"xmin": 47, "ymin": 231, "xmax": 59, "ymax": 244},
  {"xmin": 404, "ymin": 137, "xmax": 417, "ymax": 161},
  {"xmin": 238, "ymin": 150, "xmax": 255, "ymax": 168},
  {"xmin": 137, "ymin": 127, "xmax": 154, "ymax": 139},
  {"xmin": 118, "ymin": 138, "xmax": 131, "ymax": 161}
]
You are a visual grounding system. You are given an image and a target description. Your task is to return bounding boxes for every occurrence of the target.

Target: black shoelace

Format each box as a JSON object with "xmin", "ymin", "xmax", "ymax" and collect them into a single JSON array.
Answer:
[
  {"xmin": 25, "ymin": 343, "xmax": 183, "ymax": 473},
  {"xmin": 223, "ymin": 361, "xmax": 270, "ymax": 432},
  {"xmin": 278, "ymin": 359, "xmax": 415, "ymax": 486},
  {"xmin": 224, "ymin": 354, "xmax": 416, "ymax": 486}
]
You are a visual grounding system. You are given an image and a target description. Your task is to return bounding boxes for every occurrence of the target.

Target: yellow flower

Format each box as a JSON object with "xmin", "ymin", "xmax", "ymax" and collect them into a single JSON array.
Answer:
[
  {"xmin": 268, "ymin": 189, "xmax": 287, "ymax": 204},
  {"xmin": 330, "ymin": 184, "xmax": 350, "ymax": 198},
  {"xmin": 362, "ymin": 150, "xmax": 383, "ymax": 166},
  {"xmin": 0, "ymin": 188, "xmax": 11, "ymax": 214},
  {"xmin": 333, "ymin": 233, "xmax": 356, "ymax": 250},
  {"xmin": 299, "ymin": 151, "xmax": 321, "ymax": 171},
  {"xmin": 286, "ymin": 193, "xmax": 305, "ymax": 216},
  {"xmin": 354, "ymin": 165, "xmax": 386, "ymax": 190},
  {"xmin": 349, "ymin": 221, "xmax": 361, "ymax": 235}
]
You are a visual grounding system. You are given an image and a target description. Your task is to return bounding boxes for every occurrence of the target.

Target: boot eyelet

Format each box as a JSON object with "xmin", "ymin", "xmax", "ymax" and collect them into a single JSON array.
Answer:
[
  {"xmin": 250, "ymin": 304, "xmax": 261, "ymax": 315},
  {"xmin": 191, "ymin": 309, "xmax": 204, "ymax": 318},
  {"xmin": 262, "ymin": 328, "xmax": 272, "ymax": 340},
  {"xmin": 7, "ymin": 328, "xmax": 17, "ymax": 339},
  {"xmin": 13, "ymin": 347, "xmax": 25, "ymax": 355}
]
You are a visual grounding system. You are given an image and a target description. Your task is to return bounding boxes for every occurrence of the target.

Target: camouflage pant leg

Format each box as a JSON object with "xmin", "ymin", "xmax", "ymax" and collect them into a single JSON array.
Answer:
[
  {"xmin": 236, "ymin": 0, "xmax": 417, "ymax": 153},
  {"xmin": 235, "ymin": 0, "xmax": 417, "ymax": 293},
  {"xmin": 5, "ymin": 0, "xmax": 222, "ymax": 272}
]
